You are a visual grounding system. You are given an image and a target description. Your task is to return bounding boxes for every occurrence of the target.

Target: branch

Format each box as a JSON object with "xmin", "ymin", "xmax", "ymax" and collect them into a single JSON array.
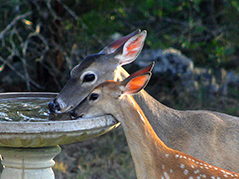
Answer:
[
  {"xmin": 0, "ymin": 55, "xmax": 45, "ymax": 90},
  {"xmin": 0, "ymin": 11, "xmax": 32, "ymax": 40},
  {"xmin": 56, "ymin": 0, "xmax": 79, "ymax": 21}
]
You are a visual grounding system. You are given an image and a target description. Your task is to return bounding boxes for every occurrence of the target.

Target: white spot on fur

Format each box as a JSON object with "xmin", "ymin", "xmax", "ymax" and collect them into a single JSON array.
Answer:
[
  {"xmin": 194, "ymin": 170, "xmax": 200, "ymax": 174},
  {"xmin": 226, "ymin": 172, "xmax": 233, "ymax": 176},
  {"xmin": 165, "ymin": 153, "xmax": 169, "ymax": 158},
  {"xmin": 180, "ymin": 164, "xmax": 185, "ymax": 169},
  {"xmin": 184, "ymin": 169, "xmax": 189, "ymax": 175},
  {"xmin": 200, "ymin": 174, "xmax": 206, "ymax": 178},
  {"xmin": 164, "ymin": 171, "xmax": 170, "ymax": 179}
]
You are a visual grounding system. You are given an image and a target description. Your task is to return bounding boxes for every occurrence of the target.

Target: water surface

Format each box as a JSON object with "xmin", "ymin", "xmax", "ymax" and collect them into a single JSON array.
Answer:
[{"xmin": 0, "ymin": 97, "xmax": 71, "ymax": 122}]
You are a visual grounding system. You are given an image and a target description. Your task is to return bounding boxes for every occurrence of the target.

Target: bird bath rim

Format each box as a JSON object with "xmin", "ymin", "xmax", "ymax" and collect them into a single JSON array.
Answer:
[{"xmin": 0, "ymin": 92, "xmax": 120, "ymax": 147}]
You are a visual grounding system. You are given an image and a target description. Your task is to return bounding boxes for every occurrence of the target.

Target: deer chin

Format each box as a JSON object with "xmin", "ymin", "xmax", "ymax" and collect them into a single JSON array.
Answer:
[
  {"xmin": 84, "ymin": 114, "xmax": 119, "ymax": 124},
  {"xmin": 70, "ymin": 112, "xmax": 119, "ymax": 124}
]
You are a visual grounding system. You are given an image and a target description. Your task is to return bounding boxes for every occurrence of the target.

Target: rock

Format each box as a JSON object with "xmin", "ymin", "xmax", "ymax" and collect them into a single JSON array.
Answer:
[
  {"xmin": 226, "ymin": 71, "xmax": 239, "ymax": 86},
  {"xmin": 135, "ymin": 47, "xmax": 239, "ymax": 97},
  {"xmin": 137, "ymin": 48, "xmax": 194, "ymax": 77}
]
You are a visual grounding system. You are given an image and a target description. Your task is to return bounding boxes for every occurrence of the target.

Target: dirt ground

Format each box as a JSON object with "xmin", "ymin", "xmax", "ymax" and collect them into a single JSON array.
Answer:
[{"xmin": 54, "ymin": 126, "xmax": 136, "ymax": 179}]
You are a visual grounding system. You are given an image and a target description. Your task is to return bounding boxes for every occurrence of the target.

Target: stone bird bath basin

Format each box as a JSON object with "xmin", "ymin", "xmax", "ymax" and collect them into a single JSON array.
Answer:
[{"xmin": 0, "ymin": 92, "xmax": 119, "ymax": 179}]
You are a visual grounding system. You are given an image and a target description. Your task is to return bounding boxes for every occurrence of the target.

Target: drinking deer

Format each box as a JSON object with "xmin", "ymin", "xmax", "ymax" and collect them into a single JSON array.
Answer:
[
  {"xmin": 71, "ymin": 64, "xmax": 239, "ymax": 179},
  {"xmin": 48, "ymin": 29, "xmax": 239, "ymax": 172}
]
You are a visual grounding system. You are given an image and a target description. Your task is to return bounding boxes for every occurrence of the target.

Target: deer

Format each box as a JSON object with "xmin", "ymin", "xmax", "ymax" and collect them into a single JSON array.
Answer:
[
  {"xmin": 48, "ymin": 29, "xmax": 239, "ymax": 172},
  {"xmin": 71, "ymin": 64, "xmax": 239, "ymax": 179}
]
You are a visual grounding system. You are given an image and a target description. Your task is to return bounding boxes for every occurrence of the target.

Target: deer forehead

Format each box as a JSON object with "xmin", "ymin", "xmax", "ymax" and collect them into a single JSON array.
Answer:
[
  {"xmin": 70, "ymin": 55, "xmax": 102, "ymax": 74},
  {"xmin": 93, "ymin": 81, "xmax": 121, "ymax": 95}
]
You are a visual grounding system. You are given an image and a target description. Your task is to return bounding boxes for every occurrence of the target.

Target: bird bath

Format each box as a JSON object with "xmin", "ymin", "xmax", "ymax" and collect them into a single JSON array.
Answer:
[{"xmin": 0, "ymin": 92, "xmax": 119, "ymax": 179}]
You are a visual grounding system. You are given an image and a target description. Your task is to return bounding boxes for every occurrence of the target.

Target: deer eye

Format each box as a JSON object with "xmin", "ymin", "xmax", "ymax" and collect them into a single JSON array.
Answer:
[
  {"xmin": 83, "ymin": 73, "xmax": 95, "ymax": 83},
  {"xmin": 89, "ymin": 93, "xmax": 99, "ymax": 101}
]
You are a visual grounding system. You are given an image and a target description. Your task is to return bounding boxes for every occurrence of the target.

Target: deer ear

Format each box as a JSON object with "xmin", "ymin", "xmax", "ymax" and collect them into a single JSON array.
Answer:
[
  {"xmin": 99, "ymin": 29, "xmax": 141, "ymax": 54},
  {"xmin": 120, "ymin": 62, "xmax": 153, "ymax": 95},
  {"xmin": 121, "ymin": 73, "xmax": 151, "ymax": 95},
  {"xmin": 114, "ymin": 30, "xmax": 147, "ymax": 66},
  {"xmin": 130, "ymin": 62, "xmax": 154, "ymax": 78}
]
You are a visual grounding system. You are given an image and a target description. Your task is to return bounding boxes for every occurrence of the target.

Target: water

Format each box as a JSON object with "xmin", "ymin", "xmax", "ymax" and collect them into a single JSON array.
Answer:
[{"xmin": 0, "ymin": 97, "xmax": 51, "ymax": 122}]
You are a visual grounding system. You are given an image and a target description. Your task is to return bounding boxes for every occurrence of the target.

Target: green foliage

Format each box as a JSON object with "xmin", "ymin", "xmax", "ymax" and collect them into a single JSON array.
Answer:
[
  {"xmin": 79, "ymin": 0, "xmax": 238, "ymax": 70},
  {"xmin": 1, "ymin": 0, "xmax": 238, "ymax": 92},
  {"xmin": 231, "ymin": 0, "xmax": 239, "ymax": 12}
]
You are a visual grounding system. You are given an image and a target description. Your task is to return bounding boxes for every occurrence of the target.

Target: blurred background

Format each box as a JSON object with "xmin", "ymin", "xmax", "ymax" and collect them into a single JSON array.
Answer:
[{"xmin": 0, "ymin": 0, "xmax": 238, "ymax": 178}]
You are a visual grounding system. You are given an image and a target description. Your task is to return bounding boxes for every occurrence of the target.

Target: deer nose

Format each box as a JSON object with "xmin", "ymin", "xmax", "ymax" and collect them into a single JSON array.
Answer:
[{"xmin": 48, "ymin": 98, "xmax": 60, "ymax": 113}]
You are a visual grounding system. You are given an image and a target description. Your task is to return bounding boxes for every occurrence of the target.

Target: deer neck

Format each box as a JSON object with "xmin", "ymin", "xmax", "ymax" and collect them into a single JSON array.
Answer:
[
  {"xmin": 115, "ymin": 67, "xmax": 180, "ymax": 144},
  {"xmin": 114, "ymin": 95, "xmax": 171, "ymax": 178}
]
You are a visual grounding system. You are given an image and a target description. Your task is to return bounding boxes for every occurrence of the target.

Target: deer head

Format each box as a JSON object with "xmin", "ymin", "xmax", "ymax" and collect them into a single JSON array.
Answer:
[
  {"xmin": 70, "ymin": 63, "xmax": 154, "ymax": 119},
  {"xmin": 48, "ymin": 29, "xmax": 147, "ymax": 113}
]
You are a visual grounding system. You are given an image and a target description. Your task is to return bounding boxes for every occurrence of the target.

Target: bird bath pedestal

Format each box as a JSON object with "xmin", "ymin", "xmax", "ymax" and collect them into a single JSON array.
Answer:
[
  {"xmin": 0, "ymin": 146, "xmax": 61, "ymax": 179},
  {"xmin": 0, "ymin": 92, "xmax": 119, "ymax": 179}
]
